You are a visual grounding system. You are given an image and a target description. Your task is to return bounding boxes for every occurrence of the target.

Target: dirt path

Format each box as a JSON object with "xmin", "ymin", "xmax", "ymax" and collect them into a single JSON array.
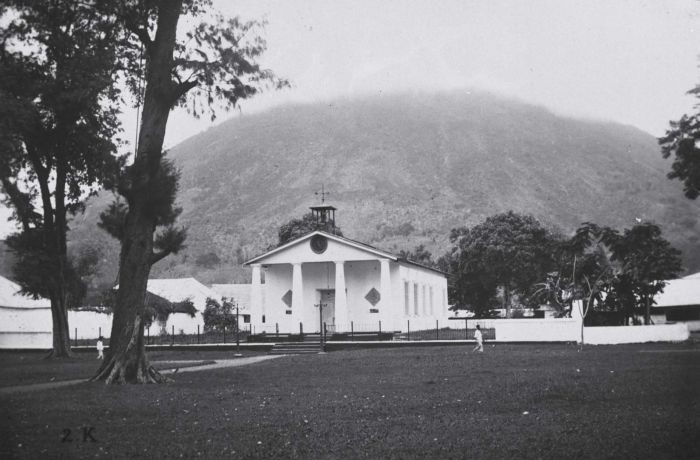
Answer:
[
  {"xmin": 160, "ymin": 355, "xmax": 284, "ymax": 374},
  {"xmin": 0, "ymin": 355, "xmax": 284, "ymax": 395}
]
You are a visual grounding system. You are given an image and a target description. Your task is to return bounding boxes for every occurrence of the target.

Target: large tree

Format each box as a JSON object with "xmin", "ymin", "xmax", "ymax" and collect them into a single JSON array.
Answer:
[
  {"xmin": 0, "ymin": 2, "xmax": 121, "ymax": 357},
  {"xmin": 566, "ymin": 222, "xmax": 682, "ymax": 327},
  {"xmin": 448, "ymin": 211, "xmax": 558, "ymax": 318},
  {"xmin": 92, "ymin": 1, "xmax": 286, "ymax": 383},
  {"xmin": 611, "ymin": 223, "xmax": 683, "ymax": 325},
  {"xmin": 659, "ymin": 82, "xmax": 700, "ymax": 199}
]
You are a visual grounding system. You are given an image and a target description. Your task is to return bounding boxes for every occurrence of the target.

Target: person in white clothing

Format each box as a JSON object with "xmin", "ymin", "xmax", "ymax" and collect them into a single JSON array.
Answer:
[
  {"xmin": 473, "ymin": 324, "xmax": 484, "ymax": 352},
  {"xmin": 96, "ymin": 337, "xmax": 105, "ymax": 360}
]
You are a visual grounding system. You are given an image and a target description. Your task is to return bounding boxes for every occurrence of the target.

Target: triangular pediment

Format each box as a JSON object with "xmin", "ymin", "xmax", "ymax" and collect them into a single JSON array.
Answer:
[{"xmin": 244, "ymin": 231, "xmax": 397, "ymax": 265}]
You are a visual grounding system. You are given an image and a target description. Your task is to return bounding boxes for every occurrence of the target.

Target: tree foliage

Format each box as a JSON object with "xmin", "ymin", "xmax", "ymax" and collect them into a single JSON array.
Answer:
[
  {"xmin": 399, "ymin": 244, "xmax": 437, "ymax": 268},
  {"xmin": 551, "ymin": 222, "xmax": 682, "ymax": 325},
  {"xmin": 445, "ymin": 212, "xmax": 682, "ymax": 324},
  {"xmin": 202, "ymin": 297, "xmax": 237, "ymax": 333},
  {"xmin": 0, "ymin": 1, "xmax": 123, "ymax": 357},
  {"xmin": 99, "ymin": 289, "xmax": 195, "ymax": 332},
  {"xmin": 446, "ymin": 211, "xmax": 559, "ymax": 318},
  {"xmin": 659, "ymin": 82, "xmax": 700, "ymax": 199},
  {"xmin": 277, "ymin": 212, "xmax": 343, "ymax": 247},
  {"xmin": 99, "ymin": 156, "xmax": 188, "ymax": 264}
]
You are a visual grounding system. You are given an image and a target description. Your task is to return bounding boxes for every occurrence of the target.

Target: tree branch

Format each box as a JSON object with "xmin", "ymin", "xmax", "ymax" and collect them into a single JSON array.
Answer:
[
  {"xmin": 150, "ymin": 249, "xmax": 171, "ymax": 265},
  {"xmin": 172, "ymin": 79, "xmax": 199, "ymax": 101},
  {"xmin": 126, "ymin": 24, "xmax": 152, "ymax": 52}
]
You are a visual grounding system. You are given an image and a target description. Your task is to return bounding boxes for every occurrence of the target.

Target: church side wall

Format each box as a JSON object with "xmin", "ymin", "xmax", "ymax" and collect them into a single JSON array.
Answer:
[{"xmin": 395, "ymin": 264, "xmax": 450, "ymax": 332}]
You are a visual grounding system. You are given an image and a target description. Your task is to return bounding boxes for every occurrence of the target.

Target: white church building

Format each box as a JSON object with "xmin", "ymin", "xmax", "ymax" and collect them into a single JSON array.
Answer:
[{"xmin": 244, "ymin": 206, "xmax": 450, "ymax": 334}]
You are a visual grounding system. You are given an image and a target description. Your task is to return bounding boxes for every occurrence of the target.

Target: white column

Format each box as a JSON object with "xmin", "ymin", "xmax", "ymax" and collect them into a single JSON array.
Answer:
[
  {"xmin": 379, "ymin": 259, "xmax": 392, "ymax": 330},
  {"xmin": 334, "ymin": 261, "xmax": 348, "ymax": 331},
  {"xmin": 292, "ymin": 263, "xmax": 303, "ymax": 329},
  {"xmin": 251, "ymin": 264, "xmax": 263, "ymax": 321}
]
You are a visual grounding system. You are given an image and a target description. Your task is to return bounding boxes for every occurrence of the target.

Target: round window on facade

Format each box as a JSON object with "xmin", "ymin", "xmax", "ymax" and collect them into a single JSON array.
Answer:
[{"xmin": 310, "ymin": 234, "xmax": 328, "ymax": 254}]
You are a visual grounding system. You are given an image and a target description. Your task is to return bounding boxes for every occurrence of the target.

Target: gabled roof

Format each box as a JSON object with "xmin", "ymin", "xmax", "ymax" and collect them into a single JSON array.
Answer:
[
  {"xmin": 654, "ymin": 278, "xmax": 700, "ymax": 308},
  {"xmin": 244, "ymin": 230, "xmax": 399, "ymax": 265},
  {"xmin": 210, "ymin": 284, "xmax": 256, "ymax": 312},
  {"xmin": 0, "ymin": 275, "xmax": 50, "ymax": 310},
  {"xmin": 145, "ymin": 278, "xmax": 222, "ymax": 306},
  {"xmin": 244, "ymin": 230, "xmax": 447, "ymax": 275}
]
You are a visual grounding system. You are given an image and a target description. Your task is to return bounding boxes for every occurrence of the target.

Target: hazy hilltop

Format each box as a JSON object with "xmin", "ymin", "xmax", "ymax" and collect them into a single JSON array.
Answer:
[{"xmin": 67, "ymin": 90, "xmax": 700, "ymax": 293}]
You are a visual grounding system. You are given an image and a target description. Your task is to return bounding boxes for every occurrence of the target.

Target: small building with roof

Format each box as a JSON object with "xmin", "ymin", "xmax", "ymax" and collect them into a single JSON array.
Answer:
[
  {"xmin": 244, "ymin": 205, "xmax": 450, "ymax": 334},
  {"xmin": 651, "ymin": 273, "xmax": 700, "ymax": 331},
  {"xmin": 144, "ymin": 278, "xmax": 223, "ymax": 335},
  {"xmin": 0, "ymin": 275, "xmax": 52, "ymax": 348}
]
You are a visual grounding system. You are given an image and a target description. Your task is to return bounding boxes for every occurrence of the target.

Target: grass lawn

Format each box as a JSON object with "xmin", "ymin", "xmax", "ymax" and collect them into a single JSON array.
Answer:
[
  {"xmin": 0, "ymin": 349, "xmax": 265, "ymax": 388},
  {"xmin": 1, "ymin": 343, "xmax": 698, "ymax": 459}
]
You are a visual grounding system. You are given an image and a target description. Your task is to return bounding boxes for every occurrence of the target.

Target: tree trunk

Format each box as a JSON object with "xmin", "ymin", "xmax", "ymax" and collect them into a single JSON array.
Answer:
[
  {"xmin": 92, "ymin": 1, "xmax": 182, "ymax": 384},
  {"xmin": 92, "ymin": 212, "xmax": 169, "ymax": 383},
  {"xmin": 644, "ymin": 294, "xmax": 651, "ymax": 325},
  {"xmin": 503, "ymin": 282, "xmax": 511, "ymax": 318},
  {"xmin": 47, "ymin": 289, "xmax": 73, "ymax": 358}
]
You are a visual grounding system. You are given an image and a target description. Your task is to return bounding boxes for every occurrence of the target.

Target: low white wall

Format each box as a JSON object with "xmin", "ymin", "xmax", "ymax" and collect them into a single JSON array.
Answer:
[
  {"xmin": 472, "ymin": 318, "xmax": 580, "ymax": 342},
  {"xmin": 584, "ymin": 323, "xmax": 690, "ymax": 344},
  {"xmin": 680, "ymin": 320, "xmax": 700, "ymax": 332},
  {"xmin": 68, "ymin": 311, "xmax": 113, "ymax": 339},
  {"xmin": 69, "ymin": 311, "xmax": 204, "ymax": 338},
  {"xmin": 0, "ymin": 331, "xmax": 52, "ymax": 349},
  {"xmin": 159, "ymin": 312, "xmax": 204, "ymax": 336}
]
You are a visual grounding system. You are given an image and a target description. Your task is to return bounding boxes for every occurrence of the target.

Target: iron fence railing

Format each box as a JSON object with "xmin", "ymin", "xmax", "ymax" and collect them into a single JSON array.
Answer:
[{"xmin": 71, "ymin": 321, "xmax": 496, "ymax": 347}]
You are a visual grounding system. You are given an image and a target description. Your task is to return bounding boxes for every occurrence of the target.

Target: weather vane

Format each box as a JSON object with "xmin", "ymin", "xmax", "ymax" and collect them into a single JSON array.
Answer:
[{"xmin": 315, "ymin": 184, "xmax": 330, "ymax": 204}]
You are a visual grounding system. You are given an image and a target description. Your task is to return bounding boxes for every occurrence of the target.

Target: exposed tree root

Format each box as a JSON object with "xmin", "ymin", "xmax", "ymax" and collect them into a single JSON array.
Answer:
[
  {"xmin": 91, "ymin": 356, "xmax": 170, "ymax": 384},
  {"xmin": 91, "ymin": 316, "xmax": 170, "ymax": 384}
]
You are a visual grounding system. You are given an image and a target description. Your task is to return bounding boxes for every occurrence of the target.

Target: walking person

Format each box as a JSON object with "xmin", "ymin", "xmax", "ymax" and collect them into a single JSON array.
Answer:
[
  {"xmin": 472, "ymin": 324, "xmax": 484, "ymax": 352},
  {"xmin": 96, "ymin": 336, "xmax": 105, "ymax": 360}
]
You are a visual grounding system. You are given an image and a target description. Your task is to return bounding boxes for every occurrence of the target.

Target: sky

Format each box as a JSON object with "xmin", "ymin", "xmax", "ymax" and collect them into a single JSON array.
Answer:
[{"xmin": 0, "ymin": 0, "xmax": 698, "ymax": 237}]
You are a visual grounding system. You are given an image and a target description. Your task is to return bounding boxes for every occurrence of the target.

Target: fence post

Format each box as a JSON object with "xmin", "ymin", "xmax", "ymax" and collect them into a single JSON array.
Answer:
[
  {"xmin": 74, "ymin": 327, "xmax": 77, "ymax": 347},
  {"xmin": 250, "ymin": 324, "xmax": 252, "ymax": 335},
  {"xmin": 351, "ymin": 321, "xmax": 354, "ymax": 340},
  {"xmin": 197, "ymin": 325, "xmax": 200, "ymax": 344},
  {"xmin": 465, "ymin": 319, "xmax": 469, "ymax": 340},
  {"xmin": 276, "ymin": 323, "xmax": 279, "ymax": 338},
  {"xmin": 147, "ymin": 326, "xmax": 150, "ymax": 345},
  {"xmin": 407, "ymin": 320, "xmax": 410, "ymax": 341},
  {"xmin": 323, "ymin": 322, "xmax": 327, "ymax": 343},
  {"xmin": 300, "ymin": 322, "xmax": 303, "ymax": 339},
  {"xmin": 436, "ymin": 320, "xmax": 439, "ymax": 340},
  {"xmin": 171, "ymin": 325, "xmax": 175, "ymax": 346}
]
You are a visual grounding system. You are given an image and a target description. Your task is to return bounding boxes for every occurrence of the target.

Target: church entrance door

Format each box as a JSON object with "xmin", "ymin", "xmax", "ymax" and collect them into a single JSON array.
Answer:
[{"xmin": 318, "ymin": 289, "xmax": 335, "ymax": 332}]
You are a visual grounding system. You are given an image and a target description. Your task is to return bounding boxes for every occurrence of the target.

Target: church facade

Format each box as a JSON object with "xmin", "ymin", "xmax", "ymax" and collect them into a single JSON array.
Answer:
[{"xmin": 245, "ymin": 229, "xmax": 450, "ymax": 334}]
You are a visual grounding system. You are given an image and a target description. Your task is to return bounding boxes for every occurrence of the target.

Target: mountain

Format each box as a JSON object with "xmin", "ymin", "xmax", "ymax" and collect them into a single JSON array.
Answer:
[{"xmin": 68, "ymin": 90, "xmax": 700, "ymax": 294}]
